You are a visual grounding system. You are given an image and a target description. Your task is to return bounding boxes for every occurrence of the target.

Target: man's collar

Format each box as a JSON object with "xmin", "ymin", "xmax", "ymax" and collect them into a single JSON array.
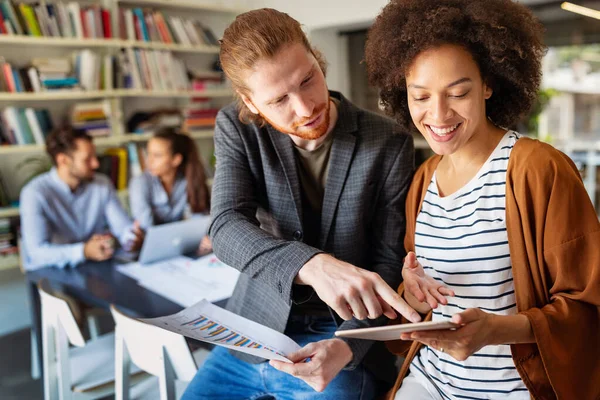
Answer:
[
  {"xmin": 327, "ymin": 90, "xmax": 358, "ymax": 136},
  {"xmin": 50, "ymin": 167, "xmax": 85, "ymax": 194}
]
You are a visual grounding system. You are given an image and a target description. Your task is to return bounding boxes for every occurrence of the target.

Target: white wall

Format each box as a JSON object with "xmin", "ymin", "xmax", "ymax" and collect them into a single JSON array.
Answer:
[
  {"xmin": 246, "ymin": 0, "xmax": 389, "ymax": 30},
  {"xmin": 245, "ymin": 0, "xmax": 390, "ymax": 99}
]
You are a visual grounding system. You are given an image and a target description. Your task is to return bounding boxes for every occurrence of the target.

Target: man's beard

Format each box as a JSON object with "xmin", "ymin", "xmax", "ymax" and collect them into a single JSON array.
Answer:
[
  {"xmin": 263, "ymin": 100, "xmax": 331, "ymax": 140},
  {"xmin": 69, "ymin": 165, "xmax": 94, "ymax": 184}
]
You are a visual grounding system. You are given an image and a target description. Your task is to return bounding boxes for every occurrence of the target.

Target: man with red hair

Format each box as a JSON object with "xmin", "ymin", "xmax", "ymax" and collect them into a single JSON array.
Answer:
[{"xmin": 182, "ymin": 8, "xmax": 417, "ymax": 399}]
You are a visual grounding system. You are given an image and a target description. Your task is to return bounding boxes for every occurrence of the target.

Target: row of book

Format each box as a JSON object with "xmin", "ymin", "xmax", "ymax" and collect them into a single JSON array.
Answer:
[
  {"xmin": 0, "ymin": 218, "xmax": 18, "ymax": 258},
  {"xmin": 99, "ymin": 147, "xmax": 129, "ymax": 191},
  {"xmin": 1, "ymin": 107, "xmax": 53, "ymax": 145},
  {"xmin": 0, "ymin": 51, "xmax": 117, "ymax": 93},
  {"xmin": 0, "ymin": 1, "xmax": 113, "ymax": 39},
  {"xmin": 72, "ymin": 101, "xmax": 111, "ymax": 137},
  {"xmin": 183, "ymin": 97, "xmax": 218, "ymax": 131},
  {"xmin": 118, "ymin": 8, "xmax": 218, "ymax": 46},
  {"xmin": 122, "ymin": 48, "xmax": 190, "ymax": 91},
  {"xmin": 0, "ymin": 50, "xmax": 226, "ymax": 93}
]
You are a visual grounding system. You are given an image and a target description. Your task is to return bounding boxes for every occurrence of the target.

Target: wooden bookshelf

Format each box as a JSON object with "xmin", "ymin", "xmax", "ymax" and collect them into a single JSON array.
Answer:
[{"xmin": 116, "ymin": 0, "xmax": 243, "ymax": 13}]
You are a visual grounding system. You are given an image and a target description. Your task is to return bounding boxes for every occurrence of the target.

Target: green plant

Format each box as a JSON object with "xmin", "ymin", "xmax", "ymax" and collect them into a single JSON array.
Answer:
[
  {"xmin": 526, "ymin": 88, "xmax": 557, "ymax": 136},
  {"xmin": 17, "ymin": 155, "xmax": 52, "ymax": 191}
]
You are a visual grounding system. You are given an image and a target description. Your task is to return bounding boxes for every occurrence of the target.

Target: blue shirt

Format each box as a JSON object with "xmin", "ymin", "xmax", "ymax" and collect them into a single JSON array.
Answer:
[
  {"xmin": 128, "ymin": 172, "xmax": 190, "ymax": 230},
  {"xmin": 20, "ymin": 168, "xmax": 134, "ymax": 270}
]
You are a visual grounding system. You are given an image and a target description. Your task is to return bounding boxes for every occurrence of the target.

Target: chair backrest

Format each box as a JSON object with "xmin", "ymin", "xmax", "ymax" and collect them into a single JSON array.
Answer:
[
  {"xmin": 38, "ymin": 279, "xmax": 86, "ymax": 400},
  {"xmin": 110, "ymin": 305, "xmax": 197, "ymax": 382},
  {"xmin": 38, "ymin": 279, "xmax": 85, "ymax": 347}
]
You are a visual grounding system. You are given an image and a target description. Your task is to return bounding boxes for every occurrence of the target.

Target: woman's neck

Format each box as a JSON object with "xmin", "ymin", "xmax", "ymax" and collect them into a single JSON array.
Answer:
[
  {"xmin": 159, "ymin": 170, "xmax": 178, "ymax": 196},
  {"xmin": 436, "ymin": 123, "xmax": 506, "ymax": 197}
]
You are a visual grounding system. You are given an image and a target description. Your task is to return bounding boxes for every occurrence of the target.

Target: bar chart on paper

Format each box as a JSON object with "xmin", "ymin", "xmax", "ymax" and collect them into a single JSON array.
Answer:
[{"xmin": 141, "ymin": 300, "xmax": 301, "ymax": 363}]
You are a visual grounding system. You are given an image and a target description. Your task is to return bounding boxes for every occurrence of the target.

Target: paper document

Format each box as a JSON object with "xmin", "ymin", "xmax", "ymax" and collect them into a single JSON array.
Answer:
[
  {"xmin": 141, "ymin": 299, "xmax": 301, "ymax": 363},
  {"xmin": 116, "ymin": 254, "xmax": 240, "ymax": 306}
]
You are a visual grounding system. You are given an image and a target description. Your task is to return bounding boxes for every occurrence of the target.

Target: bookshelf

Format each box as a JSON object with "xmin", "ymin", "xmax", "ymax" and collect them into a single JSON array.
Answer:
[
  {"xmin": 0, "ymin": 129, "xmax": 215, "ymax": 155},
  {"xmin": 0, "ymin": 206, "xmax": 19, "ymax": 218},
  {"xmin": 0, "ymin": 35, "xmax": 221, "ymax": 54},
  {"xmin": 0, "ymin": 0, "xmax": 239, "ymax": 271},
  {"xmin": 0, "ymin": 88, "xmax": 233, "ymax": 102},
  {"xmin": 115, "ymin": 0, "xmax": 244, "ymax": 13},
  {"xmin": 0, "ymin": 254, "xmax": 20, "ymax": 271}
]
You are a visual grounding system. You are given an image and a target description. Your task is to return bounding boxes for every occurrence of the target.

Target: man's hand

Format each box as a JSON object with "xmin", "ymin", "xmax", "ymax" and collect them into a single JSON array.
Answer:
[
  {"xmin": 84, "ymin": 234, "xmax": 114, "ymax": 261},
  {"xmin": 296, "ymin": 254, "xmax": 421, "ymax": 322},
  {"xmin": 197, "ymin": 235, "xmax": 213, "ymax": 256},
  {"xmin": 128, "ymin": 221, "xmax": 145, "ymax": 252},
  {"xmin": 269, "ymin": 339, "xmax": 352, "ymax": 392}
]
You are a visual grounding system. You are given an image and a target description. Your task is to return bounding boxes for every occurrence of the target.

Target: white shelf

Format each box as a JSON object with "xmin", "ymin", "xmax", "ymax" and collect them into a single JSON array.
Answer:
[
  {"xmin": 0, "ymin": 90, "xmax": 121, "ymax": 101},
  {"xmin": 116, "ymin": 88, "xmax": 232, "ymax": 98},
  {"xmin": 0, "ymin": 130, "xmax": 214, "ymax": 154},
  {"xmin": 0, "ymin": 35, "xmax": 123, "ymax": 48},
  {"xmin": 0, "ymin": 207, "xmax": 20, "ymax": 218},
  {"xmin": 116, "ymin": 0, "xmax": 243, "ymax": 13},
  {"xmin": 0, "ymin": 88, "xmax": 231, "ymax": 101},
  {"xmin": 0, "ymin": 35, "xmax": 220, "ymax": 53},
  {"xmin": 125, "ymin": 130, "xmax": 214, "ymax": 141},
  {"xmin": 123, "ymin": 40, "xmax": 220, "ymax": 53},
  {"xmin": 0, "ymin": 254, "xmax": 20, "ymax": 272}
]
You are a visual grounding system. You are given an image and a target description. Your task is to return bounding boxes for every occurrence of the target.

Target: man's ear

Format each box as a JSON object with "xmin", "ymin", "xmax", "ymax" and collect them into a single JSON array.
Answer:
[
  {"xmin": 55, "ymin": 152, "xmax": 69, "ymax": 168},
  {"xmin": 239, "ymin": 92, "xmax": 259, "ymax": 114}
]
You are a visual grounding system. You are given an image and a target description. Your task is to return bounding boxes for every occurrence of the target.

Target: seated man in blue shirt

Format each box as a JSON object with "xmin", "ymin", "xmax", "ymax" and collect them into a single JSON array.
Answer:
[{"xmin": 20, "ymin": 126, "xmax": 144, "ymax": 271}]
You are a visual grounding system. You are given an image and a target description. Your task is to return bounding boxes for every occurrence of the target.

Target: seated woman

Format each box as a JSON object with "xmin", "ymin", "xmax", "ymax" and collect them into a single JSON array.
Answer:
[
  {"xmin": 365, "ymin": 0, "xmax": 600, "ymax": 399},
  {"xmin": 129, "ymin": 127, "xmax": 212, "ymax": 253}
]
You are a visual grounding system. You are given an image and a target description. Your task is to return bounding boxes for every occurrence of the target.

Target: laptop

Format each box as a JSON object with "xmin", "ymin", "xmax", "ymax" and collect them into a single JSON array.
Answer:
[{"xmin": 116, "ymin": 215, "xmax": 212, "ymax": 264}]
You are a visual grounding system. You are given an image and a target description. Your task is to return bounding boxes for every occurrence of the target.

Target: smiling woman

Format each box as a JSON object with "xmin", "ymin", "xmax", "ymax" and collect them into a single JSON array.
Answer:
[{"xmin": 365, "ymin": 1, "xmax": 600, "ymax": 400}]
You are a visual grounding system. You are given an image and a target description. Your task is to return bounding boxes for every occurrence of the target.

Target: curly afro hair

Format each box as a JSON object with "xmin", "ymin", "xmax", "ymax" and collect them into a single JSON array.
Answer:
[{"xmin": 365, "ymin": 0, "xmax": 546, "ymax": 133}]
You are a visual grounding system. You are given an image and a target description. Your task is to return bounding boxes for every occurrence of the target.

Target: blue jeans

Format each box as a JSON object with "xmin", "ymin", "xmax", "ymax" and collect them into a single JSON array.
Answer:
[{"xmin": 181, "ymin": 316, "xmax": 381, "ymax": 400}]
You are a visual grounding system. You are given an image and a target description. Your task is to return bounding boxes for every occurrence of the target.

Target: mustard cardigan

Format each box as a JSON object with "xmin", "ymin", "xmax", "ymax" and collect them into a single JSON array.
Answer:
[{"xmin": 388, "ymin": 137, "xmax": 600, "ymax": 400}]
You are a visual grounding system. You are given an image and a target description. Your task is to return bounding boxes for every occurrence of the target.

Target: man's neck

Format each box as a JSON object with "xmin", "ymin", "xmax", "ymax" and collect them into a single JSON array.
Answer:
[
  {"xmin": 56, "ymin": 168, "xmax": 81, "ymax": 192},
  {"xmin": 291, "ymin": 99, "xmax": 339, "ymax": 151}
]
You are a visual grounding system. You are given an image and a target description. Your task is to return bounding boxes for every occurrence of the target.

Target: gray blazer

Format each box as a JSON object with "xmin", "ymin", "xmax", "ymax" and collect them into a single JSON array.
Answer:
[{"xmin": 209, "ymin": 91, "xmax": 414, "ymax": 385}]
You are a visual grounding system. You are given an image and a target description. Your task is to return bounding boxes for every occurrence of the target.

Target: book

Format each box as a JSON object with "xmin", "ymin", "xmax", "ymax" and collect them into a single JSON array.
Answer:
[
  {"xmin": 19, "ymin": 3, "xmax": 42, "ymax": 36},
  {"xmin": 104, "ymin": 148, "xmax": 128, "ymax": 190},
  {"xmin": 127, "ymin": 142, "xmax": 142, "ymax": 179},
  {"xmin": 1, "ymin": 0, "xmax": 23, "ymax": 35},
  {"xmin": 25, "ymin": 108, "xmax": 45, "ymax": 144}
]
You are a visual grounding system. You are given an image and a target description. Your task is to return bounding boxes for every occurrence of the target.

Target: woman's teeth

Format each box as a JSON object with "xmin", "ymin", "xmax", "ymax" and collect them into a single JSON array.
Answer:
[{"xmin": 429, "ymin": 124, "xmax": 459, "ymax": 136}]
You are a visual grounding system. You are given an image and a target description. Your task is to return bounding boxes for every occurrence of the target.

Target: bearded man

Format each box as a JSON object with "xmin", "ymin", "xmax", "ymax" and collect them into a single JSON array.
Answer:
[{"xmin": 183, "ymin": 8, "xmax": 417, "ymax": 400}]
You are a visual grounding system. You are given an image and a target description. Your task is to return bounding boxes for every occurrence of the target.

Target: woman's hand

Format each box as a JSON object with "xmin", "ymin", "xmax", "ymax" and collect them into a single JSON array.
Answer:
[
  {"xmin": 400, "ymin": 308, "xmax": 495, "ymax": 361},
  {"xmin": 403, "ymin": 252, "xmax": 455, "ymax": 311}
]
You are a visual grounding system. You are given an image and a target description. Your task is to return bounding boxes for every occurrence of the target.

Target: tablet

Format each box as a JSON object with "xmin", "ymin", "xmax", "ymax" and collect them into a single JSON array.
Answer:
[{"xmin": 334, "ymin": 320, "xmax": 459, "ymax": 341}]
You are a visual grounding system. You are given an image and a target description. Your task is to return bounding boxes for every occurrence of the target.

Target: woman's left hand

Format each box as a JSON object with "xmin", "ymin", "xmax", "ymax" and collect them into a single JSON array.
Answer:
[{"xmin": 400, "ymin": 308, "xmax": 496, "ymax": 361}]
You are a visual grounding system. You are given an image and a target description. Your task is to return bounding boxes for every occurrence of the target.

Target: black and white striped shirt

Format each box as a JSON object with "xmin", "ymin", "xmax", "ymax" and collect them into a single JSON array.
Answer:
[{"xmin": 409, "ymin": 131, "xmax": 529, "ymax": 399}]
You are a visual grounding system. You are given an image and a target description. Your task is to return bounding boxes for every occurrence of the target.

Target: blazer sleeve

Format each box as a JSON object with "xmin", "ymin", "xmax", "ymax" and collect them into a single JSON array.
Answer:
[
  {"xmin": 337, "ymin": 134, "xmax": 415, "ymax": 368},
  {"xmin": 507, "ymin": 141, "xmax": 600, "ymax": 399},
  {"xmin": 209, "ymin": 110, "xmax": 322, "ymax": 304}
]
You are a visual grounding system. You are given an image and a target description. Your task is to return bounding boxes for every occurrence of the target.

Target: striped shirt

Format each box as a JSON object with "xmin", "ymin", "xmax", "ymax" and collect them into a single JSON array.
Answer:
[{"xmin": 408, "ymin": 131, "xmax": 529, "ymax": 399}]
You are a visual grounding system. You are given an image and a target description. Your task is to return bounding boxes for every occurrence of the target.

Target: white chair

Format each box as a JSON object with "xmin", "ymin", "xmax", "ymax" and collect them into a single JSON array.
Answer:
[
  {"xmin": 38, "ymin": 279, "xmax": 149, "ymax": 400},
  {"xmin": 111, "ymin": 305, "xmax": 210, "ymax": 400}
]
